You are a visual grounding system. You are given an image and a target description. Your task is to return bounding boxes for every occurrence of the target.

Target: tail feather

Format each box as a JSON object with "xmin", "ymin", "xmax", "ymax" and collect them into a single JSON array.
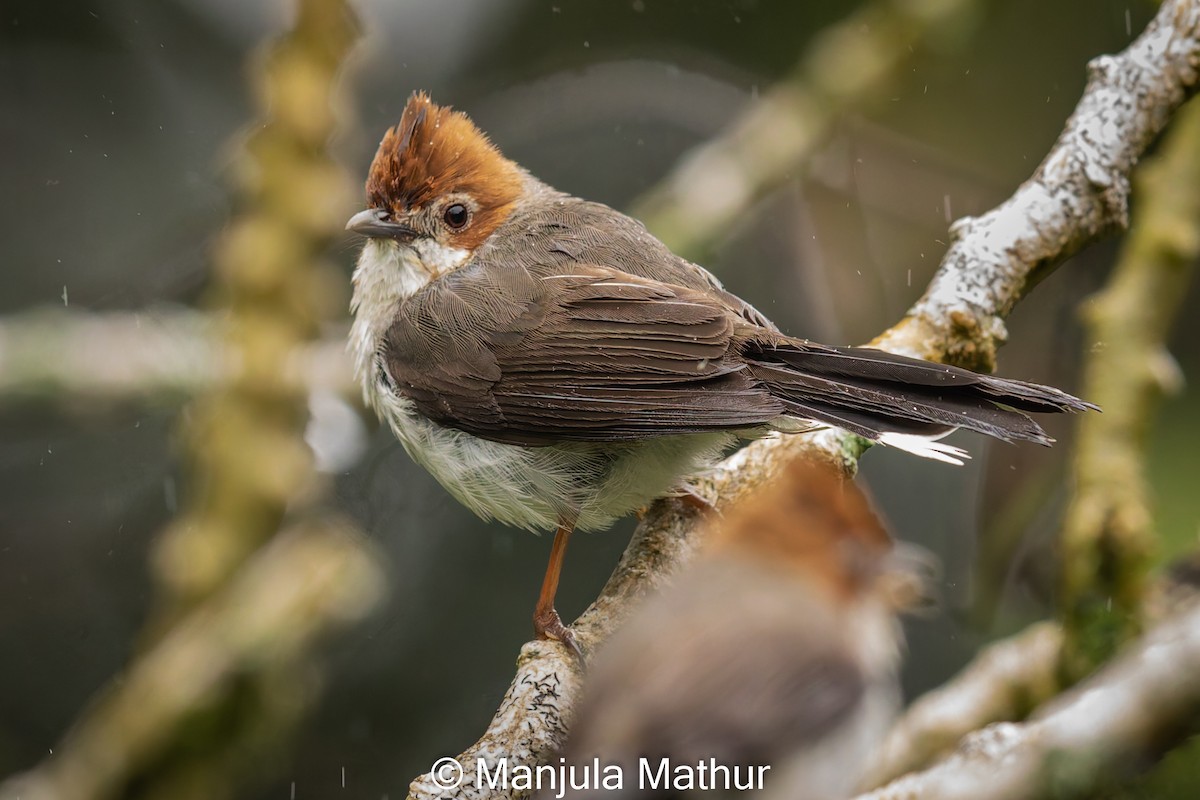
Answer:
[
  {"xmin": 777, "ymin": 344, "xmax": 1098, "ymax": 414},
  {"xmin": 877, "ymin": 432, "xmax": 971, "ymax": 465},
  {"xmin": 744, "ymin": 342, "xmax": 1095, "ymax": 451},
  {"xmin": 750, "ymin": 363, "xmax": 1052, "ymax": 444}
]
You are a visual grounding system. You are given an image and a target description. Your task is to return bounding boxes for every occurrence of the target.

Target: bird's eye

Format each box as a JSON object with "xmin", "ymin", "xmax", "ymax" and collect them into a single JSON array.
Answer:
[{"xmin": 443, "ymin": 203, "xmax": 470, "ymax": 229}]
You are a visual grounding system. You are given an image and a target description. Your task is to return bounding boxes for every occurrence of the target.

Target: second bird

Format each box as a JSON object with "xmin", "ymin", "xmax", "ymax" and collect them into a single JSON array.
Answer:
[{"xmin": 345, "ymin": 93, "xmax": 1093, "ymax": 652}]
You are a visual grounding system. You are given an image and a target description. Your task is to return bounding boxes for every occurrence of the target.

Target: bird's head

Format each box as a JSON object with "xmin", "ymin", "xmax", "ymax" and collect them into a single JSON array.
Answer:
[
  {"xmin": 708, "ymin": 459, "xmax": 918, "ymax": 610},
  {"xmin": 346, "ymin": 92, "xmax": 524, "ymax": 272}
]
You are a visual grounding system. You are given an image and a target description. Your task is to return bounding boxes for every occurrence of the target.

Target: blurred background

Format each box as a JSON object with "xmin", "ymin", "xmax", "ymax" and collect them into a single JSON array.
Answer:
[{"xmin": 2, "ymin": 0, "xmax": 1197, "ymax": 797}]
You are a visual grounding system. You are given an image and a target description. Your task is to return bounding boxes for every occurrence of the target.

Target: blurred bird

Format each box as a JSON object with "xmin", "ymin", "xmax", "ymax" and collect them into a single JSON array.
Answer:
[
  {"xmin": 345, "ymin": 92, "xmax": 1093, "ymax": 651},
  {"xmin": 549, "ymin": 459, "xmax": 925, "ymax": 800}
]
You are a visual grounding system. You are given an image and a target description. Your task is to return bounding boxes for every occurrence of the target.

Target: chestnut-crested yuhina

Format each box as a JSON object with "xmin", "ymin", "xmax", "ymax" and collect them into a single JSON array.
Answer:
[
  {"xmin": 345, "ymin": 92, "xmax": 1093, "ymax": 651},
  {"xmin": 550, "ymin": 459, "xmax": 927, "ymax": 800}
]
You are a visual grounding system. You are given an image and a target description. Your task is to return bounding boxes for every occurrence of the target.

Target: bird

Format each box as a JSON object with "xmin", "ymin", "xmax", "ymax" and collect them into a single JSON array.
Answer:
[
  {"xmin": 546, "ymin": 459, "xmax": 926, "ymax": 800},
  {"xmin": 345, "ymin": 91, "xmax": 1093, "ymax": 653}
]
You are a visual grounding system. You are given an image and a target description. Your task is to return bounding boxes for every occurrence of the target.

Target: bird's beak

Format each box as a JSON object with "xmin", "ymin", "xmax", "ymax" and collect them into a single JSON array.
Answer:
[{"xmin": 345, "ymin": 208, "xmax": 418, "ymax": 241}]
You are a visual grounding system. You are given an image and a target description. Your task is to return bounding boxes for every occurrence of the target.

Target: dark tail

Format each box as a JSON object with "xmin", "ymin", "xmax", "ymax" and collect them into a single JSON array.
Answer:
[{"xmin": 743, "ymin": 341, "xmax": 1097, "ymax": 456}]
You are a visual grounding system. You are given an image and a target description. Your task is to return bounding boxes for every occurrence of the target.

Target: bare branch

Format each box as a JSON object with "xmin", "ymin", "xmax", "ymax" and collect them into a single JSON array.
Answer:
[
  {"xmin": 866, "ymin": 90, "xmax": 1200, "ymax": 792},
  {"xmin": 410, "ymin": 3, "xmax": 1200, "ymax": 797},
  {"xmin": 409, "ymin": 430, "xmax": 862, "ymax": 800},
  {"xmin": 875, "ymin": 0, "xmax": 1200, "ymax": 368}
]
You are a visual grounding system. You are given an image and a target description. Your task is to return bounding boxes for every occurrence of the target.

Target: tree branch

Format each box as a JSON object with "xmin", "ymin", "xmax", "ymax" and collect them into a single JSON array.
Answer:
[
  {"xmin": 874, "ymin": 0, "xmax": 1200, "ymax": 368},
  {"xmin": 0, "ymin": 520, "xmax": 383, "ymax": 800},
  {"xmin": 863, "ymin": 622, "xmax": 1065, "ymax": 789},
  {"xmin": 631, "ymin": 0, "xmax": 985, "ymax": 259},
  {"xmin": 1059, "ymin": 95, "xmax": 1200, "ymax": 682},
  {"xmin": 0, "ymin": 3, "xmax": 383, "ymax": 798},
  {"xmin": 409, "ymin": 3, "xmax": 1200, "ymax": 797},
  {"xmin": 865, "ymin": 90, "xmax": 1200, "ymax": 791},
  {"xmin": 0, "ymin": 308, "xmax": 355, "ymax": 405},
  {"xmin": 854, "ymin": 598, "xmax": 1200, "ymax": 800}
]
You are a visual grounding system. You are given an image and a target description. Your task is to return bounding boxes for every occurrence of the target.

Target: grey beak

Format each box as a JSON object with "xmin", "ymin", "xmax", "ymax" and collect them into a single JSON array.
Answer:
[{"xmin": 345, "ymin": 208, "xmax": 418, "ymax": 241}]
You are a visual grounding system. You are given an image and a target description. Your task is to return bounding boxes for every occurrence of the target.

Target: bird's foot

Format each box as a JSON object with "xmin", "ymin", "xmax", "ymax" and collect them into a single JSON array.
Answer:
[{"xmin": 534, "ymin": 606, "xmax": 584, "ymax": 664}]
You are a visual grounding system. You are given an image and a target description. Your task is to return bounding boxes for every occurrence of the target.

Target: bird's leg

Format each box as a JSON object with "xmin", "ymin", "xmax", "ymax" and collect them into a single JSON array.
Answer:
[{"xmin": 533, "ymin": 516, "xmax": 583, "ymax": 661}]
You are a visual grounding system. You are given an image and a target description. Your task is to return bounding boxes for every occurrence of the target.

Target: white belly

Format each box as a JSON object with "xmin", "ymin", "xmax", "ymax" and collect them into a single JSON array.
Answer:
[
  {"xmin": 349, "ymin": 240, "xmax": 735, "ymax": 532},
  {"xmin": 375, "ymin": 390, "xmax": 732, "ymax": 532}
]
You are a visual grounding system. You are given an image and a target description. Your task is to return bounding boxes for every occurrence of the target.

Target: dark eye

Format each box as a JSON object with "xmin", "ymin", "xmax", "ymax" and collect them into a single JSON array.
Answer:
[{"xmin": 443, "ymin": 203, "xmax": 469, "ymax": 229}]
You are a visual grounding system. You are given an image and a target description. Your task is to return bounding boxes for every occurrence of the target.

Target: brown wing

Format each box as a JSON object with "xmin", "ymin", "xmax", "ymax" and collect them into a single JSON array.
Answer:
[
  {"xmin": 380, "ymin": 261, "xmax": 785, "ymax": 446},
  {"xmin": 498, "ymin": 198, "xmax": 778, "ymax": 330}
]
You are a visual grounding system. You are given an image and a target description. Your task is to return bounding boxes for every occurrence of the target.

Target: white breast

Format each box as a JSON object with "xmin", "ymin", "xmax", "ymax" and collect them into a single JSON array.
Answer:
[
  {"xmin": 349, "ymin": 237, "xmax": 472, "ymax": 396},
  {"xmin": 348, "ymin": 237, "xmax": 577, "ymax": 531}
]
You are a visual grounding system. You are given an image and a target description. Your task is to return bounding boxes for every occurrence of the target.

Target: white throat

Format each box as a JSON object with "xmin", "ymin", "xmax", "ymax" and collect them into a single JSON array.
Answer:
[{"xmin": 348, "ymin": 237, "xmax": 470, "ymax": 406}]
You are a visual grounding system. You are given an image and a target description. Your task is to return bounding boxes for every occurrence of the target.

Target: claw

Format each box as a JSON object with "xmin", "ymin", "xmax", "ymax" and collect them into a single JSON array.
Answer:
[{"xmin": 534, "ymin": 606, "xmax": 584, "ymax": 664}]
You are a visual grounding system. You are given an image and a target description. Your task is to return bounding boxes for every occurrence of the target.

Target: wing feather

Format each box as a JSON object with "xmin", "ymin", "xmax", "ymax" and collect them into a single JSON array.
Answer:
[{"xmin": 381, "ymin": 261, "xmax": 784, "ymax": 445}]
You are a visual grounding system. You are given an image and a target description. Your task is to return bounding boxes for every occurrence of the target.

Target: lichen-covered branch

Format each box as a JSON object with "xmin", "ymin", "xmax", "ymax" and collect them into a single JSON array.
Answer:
[
  {"xmin": 875, "ymin": 0, "xmax": 1200, "ymax": 369},
  {"xmin": 862, "ymin": 94, "xmax": 1200, "ymax": 788},
  {"xmin": 864, "ymin": 558, "xmax": 1200, "ymax": 791},
  {"xmin": 853, "ymin": 598, "xmax": 1200, "ymax": 800},
  {"xmin": 863, "ymin": 622, "xmax": 1064, "ymax": 789},
  {"xmin": 862, "ymin": 550, "xmax": 1200, "ymax": 792},
  {"xmin": 631, "ymin": 0, "xmax": 983, "ymax": 260},
  {"xmin": 1059, "ymin": 96, "xmax": 1200, "ymax": 684},
  {"xmin": 0, "ymin": 3, "xmax": 382, "ymax": 799},
  {"xmin": 409, "ymin": 3, "xmax": 1200, "ymax": 798}
]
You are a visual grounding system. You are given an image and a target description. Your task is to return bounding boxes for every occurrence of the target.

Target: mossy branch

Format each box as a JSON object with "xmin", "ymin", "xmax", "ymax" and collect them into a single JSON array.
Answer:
[
  {"xmin": 1059, "ymin": 96, "xmax": 1200, "ymax": 683},
  {"xmin": 151, "ymin": 0, "xmax": 361, "ymax": 612},
  {"xmin": 855, "ymin": 599, "xmax": 1200, "ymax": 800},
  {"xmin": 0, "ymin": 521, "xmax": 382, "ymax": 800},
  {"xmin": 0, "ymin": 3, "xmax": 383, "ymax": 799}
]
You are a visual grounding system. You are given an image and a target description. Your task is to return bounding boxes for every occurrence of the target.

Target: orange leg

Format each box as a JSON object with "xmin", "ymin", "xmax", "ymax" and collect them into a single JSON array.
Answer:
[{"xmin": 533, "ymin": 516, "xmax": 583, "ymax": 661}]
